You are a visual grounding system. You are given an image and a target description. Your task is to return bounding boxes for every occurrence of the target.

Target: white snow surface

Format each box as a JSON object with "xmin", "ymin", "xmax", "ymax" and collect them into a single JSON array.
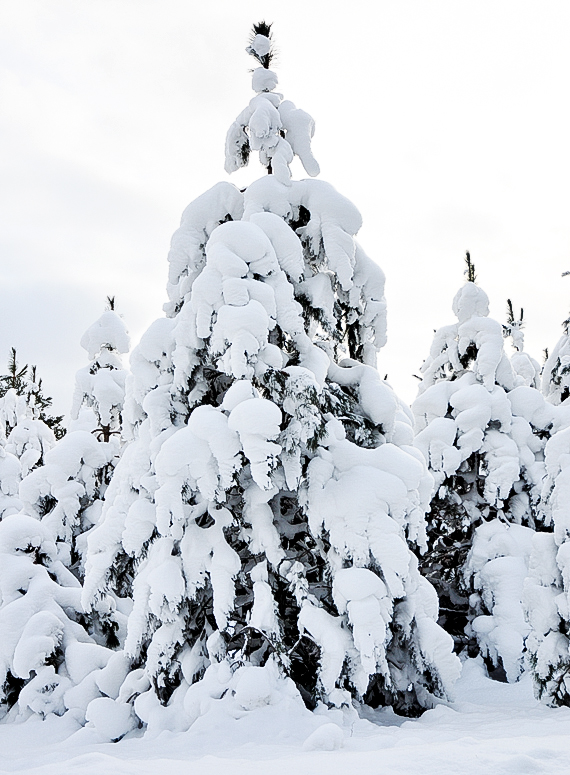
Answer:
[
  {"xmin": 80, "ymin": 311, "xmax": 130, "ymax": 361},
  {"xmin": 543, "ymin": 327, "xmax": 570, "ymax": 405},
  {"xmin": 1, "ymin": 659, "xmax": 570, "ymax": 774}
]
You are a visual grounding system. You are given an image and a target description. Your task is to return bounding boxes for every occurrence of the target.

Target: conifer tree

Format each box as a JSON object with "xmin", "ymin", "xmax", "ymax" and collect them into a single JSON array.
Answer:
[
  {"xmin": 19, "ymin": 304, "xmax": 130, "ymax": 646},
  {"xmin": 82, "ymin": 23, "xmax": 459, "ymax": 736},
  {"xmin": 0, "ymin": 312, "xmax": 132, "ymax": 725},
  {"xmin": 0, "ymin": 511, "xmax": 132, "ymax": 725},
  {"xmin": 0, "ymin": 349, "xmax": 65, "ymax": 441},
  {"xmin": 503, "ymin": 300, "xmax": 541, "ymax": 389},
  {"xmin": 413, "ymin": 255, "xmax": 549, "ymax": 680},
  {"xmin": 542, "ymin": 297, "xmax": 570, "ymax": 406},
  {"xmin": 0, "ymin": 350, "xmax": 61, "ymax": 501},
  {"xmin": 524, "ymin": 297, "xmax": 570, "ymax": 705},
  {"xmin": 0, "ymin": 403, "xmax": 22, "ymax": 521}
]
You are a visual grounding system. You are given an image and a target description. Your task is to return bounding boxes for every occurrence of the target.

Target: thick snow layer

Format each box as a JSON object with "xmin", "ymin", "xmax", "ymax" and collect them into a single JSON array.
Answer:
[
  {"xmin": 329, "ymin": 359, "xmax": 398, "ymax": 436},
  {"xmin": 413, "ymin": 333, "xmax": 547, "ymax": 525},
  {"xmin": 80, "ymin": 311, "xmax": 130, "ymax": 360},
  {"xmin": 0, "ymin": 449, "xmax": 21, "ymax": 500},
  {"xmin": 543, "ymin": 328, "xmax": 570, "ymax": 405},
  {"xmin": 511, "ymin": 351, "xmax": 541, "ymax": 389},
  {"xmin": 165, "ymin": 182, "xmax": 244, "ymax": 311},
  {"xmin": 452, "ymin": 282, "xmax": 490, "ymax": 323},
  {"xmin": 228, "ymin": 398, "xmax": 281, "ymax": 490},
  {"xmin": 252, "ymin": 67, "xmax": 278, "ymax": 93},
  {"xmin": 457, "ymin": 316, "xmax": 506, "ymax": 390},
  {"xmin": 417, "ymin": 281, "xmax": 516, "ymax": 394},
  {"xmin": 225, "ymin": 53, "xmax": 320, "ymax": 185},
  {"xmin": 466, "ymin": 519, "xmax": 534, "ymax": 681},
  {"xmin": 298, "ymin": 602, "xmax": 352, "ymax": 695},
  {"xmin": 6, "ymin": 417, "xmax": 55, "ymax": 478},
  {"xmin": 279, "ymin": 100, "xmax": 320, "ymax": 177},
  {"xmin": 525, "ymin": 418, "xmax": 570, "ymax": 701},
  {"xmin": 247, "ymin": 33, "xmax": 271, "ymax": 59},
  {"xmin": 2, "ymin": 660, "xmax": 570, "ymax": 773},
  {"xmin": 248, "ymin": 211, "xmax": 304, "ymax": 282},
  {"xmin": 72, "ymin": 360, "xmax": 127, "ymax": 428},
  {"xmin": 188, "ymin": 218, "xmax": 319, "ymax": 382},
  {"xmin": 0, "ymin": 513, "xmax": 117, "ymax": 721}
]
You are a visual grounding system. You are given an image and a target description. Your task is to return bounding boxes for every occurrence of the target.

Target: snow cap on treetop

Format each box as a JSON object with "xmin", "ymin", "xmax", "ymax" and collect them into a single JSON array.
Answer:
[
  {"xmin": 80, "ymin": 310, "xmax": 130, "ymax": 360},
  {"xmin": 451, "ymin": 251, "xmax": 489, "ymax": 323},
  {"xmin": 452, "ymin": 282, "xmax": 490, "ymax": 324},
  {"xmin": 224, "ymin": 22, "xmax": 320, "ymax": 184}
]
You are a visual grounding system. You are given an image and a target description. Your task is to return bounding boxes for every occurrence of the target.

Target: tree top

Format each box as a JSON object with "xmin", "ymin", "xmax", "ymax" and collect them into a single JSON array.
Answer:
[
  {"xmin": 246, "ymin": 22, "xmax": 274, "ymax": 68},
  {"xmin": 465, "ymin": 250, "xmax": 477, "ymax": 284}
]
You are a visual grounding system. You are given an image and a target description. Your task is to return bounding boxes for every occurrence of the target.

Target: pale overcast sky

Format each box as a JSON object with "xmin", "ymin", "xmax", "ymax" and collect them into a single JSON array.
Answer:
[{"xmin": 1, "ymin": 1, "xmax": 570, "ymax": 416}]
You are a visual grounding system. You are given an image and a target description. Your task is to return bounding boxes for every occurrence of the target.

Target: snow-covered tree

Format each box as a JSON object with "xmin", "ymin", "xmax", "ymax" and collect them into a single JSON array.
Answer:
[
  {"xmin": 81, "ymin": 23, "xmax": 459, "ymax": 736},
  {"xmin": 71, "ymin": 298, "xmax": 130, "ymax": 443},
  {"xmin": 0, "ymin": 512, "xmax": 129, "ymax": 723},
  {"xmin": 503, "ymin": 300, "xmax": 541, "ymax": 390},
  {"xmin": 0, "ymin": 312, "xmax": 132, "ymax": 725},
  {"xmin": 0, "ymin": 348, "xmax": 65, "ymax": 441},
  {"xmin": 542, "ymin": 304, "xmax": 570, "ymax": 406},
  {"xmin": 0, "ymin": 398, "xmax": 22, "ymax": 521},
  {"xmin": 224, "ymin": 22, "xmax": 320, "ymax": 186},
  {"xmin": 18, "ymin": 305, "xmax": 130, "ymax": 646},
  {"xmin": 0, "ymin": 351, "xmax": 62, "ymax": 517},
  {"xmin": 413, "ymin": 256, "xmax": 550, "ymax": 680},
  {"xmin": 524, "ymin": 302, "xmax": 570, "ymax": 705}
]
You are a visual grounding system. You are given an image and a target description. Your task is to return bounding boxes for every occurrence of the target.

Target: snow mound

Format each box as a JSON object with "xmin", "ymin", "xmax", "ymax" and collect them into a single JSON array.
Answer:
[{"xmin": 302, "ymin": 722, "xmax": 344, "ymax": 751}]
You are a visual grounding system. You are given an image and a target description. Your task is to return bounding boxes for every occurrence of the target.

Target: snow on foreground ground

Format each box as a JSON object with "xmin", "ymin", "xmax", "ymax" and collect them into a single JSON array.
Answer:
[{"xmin": 1, "ymin": 659, "xmax": 570, "ymax": 775}]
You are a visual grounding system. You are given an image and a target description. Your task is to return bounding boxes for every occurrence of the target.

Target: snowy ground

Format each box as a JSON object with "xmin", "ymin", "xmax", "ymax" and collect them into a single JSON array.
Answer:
[{"xmin": 1, "ymin": 659, "xmax": 570, "ymax": 775}]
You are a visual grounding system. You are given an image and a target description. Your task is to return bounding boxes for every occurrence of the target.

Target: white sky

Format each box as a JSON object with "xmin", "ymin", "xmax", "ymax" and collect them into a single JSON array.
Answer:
[{"xmin": 1, "ymin": 0, "xmax": 570, "ymax": 417}]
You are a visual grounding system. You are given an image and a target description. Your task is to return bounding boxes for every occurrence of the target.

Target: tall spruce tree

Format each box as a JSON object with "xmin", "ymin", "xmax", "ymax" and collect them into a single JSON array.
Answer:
[
  {"xmin": 81, "ymin": 23, "xmax": 459, "ymax": 737},
  {"xmin": 413, "ymin": 256, "xmax": 550, "ymax": 680}
]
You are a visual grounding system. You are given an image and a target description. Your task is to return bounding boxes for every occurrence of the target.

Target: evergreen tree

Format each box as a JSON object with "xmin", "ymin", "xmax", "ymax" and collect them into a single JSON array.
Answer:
[
  {"xmin": 0, "ymin": 348, "xmax": 65, "ymax": 441},
  {"xmin": 0, "ymin": 399, "xmax": 22, "ymax": 521},
  {"xmin": 413, "ymin": 256, "xmax": 550, "ymax": 680},
  {"xmin": 82, "ymin": 23, "xmax": 459, "ymax": 737},
  {"xmin": 0, "ymin": 313, "xmax": 133, "ymax": 726},
  {"xmin": 0, "ymin": 511, "xmax": 134, "ymax": 727},
  {"xmin": 503, "ymin": 300, "xmax": 541, "ymax": 389},
  {"xmin": 18, "ymin": 304, "xmax": 130, "ymax": 647},
  {"xmin": 524, "ymin": 301, "xmax": 570, "ymax": 705},
  {"xmin": 0, "ymin": 350, "xmax": 61, "ymax": 495},
  {"xmin": 542, "ymin": 300, "xmax": 570, "ymax": 405}
]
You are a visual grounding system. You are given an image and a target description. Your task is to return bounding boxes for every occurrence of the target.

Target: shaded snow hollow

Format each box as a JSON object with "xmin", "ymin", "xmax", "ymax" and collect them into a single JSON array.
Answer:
[{"xmin": 1, "ymin": 659, "xmax": 570, "ymax": 775}]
